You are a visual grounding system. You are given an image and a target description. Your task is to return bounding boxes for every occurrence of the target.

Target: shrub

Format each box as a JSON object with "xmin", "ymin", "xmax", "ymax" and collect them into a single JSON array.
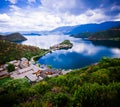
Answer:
[{"xmin": 6, "ymin": 63, "xmax": 15, "ymax": 72}]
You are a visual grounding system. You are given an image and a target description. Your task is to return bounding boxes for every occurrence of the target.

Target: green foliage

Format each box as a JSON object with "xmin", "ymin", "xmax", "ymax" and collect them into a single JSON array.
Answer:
[
  {"xmin": 0, "ymin": 78, "xmax": 30, "ymax": 107},
  {"xmin": 33, "ymin": 49, "xmax": 49, "ymax": 61},
  {"xmin": 0, "ymin": 32, "xmax": 27, "ymax": 42},
  {"xmin": 89, "ymin": 26, "xmax": 120, "ymax": 40},
  {"xmin": 90, "ymin": 69, "xmax": 110, "ymax": 84},
  {"xmin": 0, "ymin": 40, "xmax": 48, "ymax": 64},
  {"xmin": 48, "ymin": 65, "xmax": 52, "ymax": 68},
  {"xmin": 0, "ymin": 58, "xmax": 120, "ymax": 107},
  {"xmin": 6, "ymin": 63, "xmax": 15, "ymax": 72},
  {"xmin": 2, "ymin": 78, "xmax": 30, "ymax": 91},
  {"xmin": 71, "ymin": 32, "xmax": 92, "ymax": 38},
  {"xmin": 33, "ymin": 81, "xmax": 50, "ymax": 94},
  {"xmin": 0, "ymin": 77, "xmax": 12, "ymax": 86},
  {"xmin": 60, "ymin": 40, "xmax": 73, "ymax": 46}
]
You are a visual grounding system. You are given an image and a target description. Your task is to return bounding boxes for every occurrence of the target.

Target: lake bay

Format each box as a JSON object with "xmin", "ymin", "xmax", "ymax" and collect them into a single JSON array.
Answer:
[{"xmin": 21, "ymin": 35, "xmax": 120, "ymax": 69}]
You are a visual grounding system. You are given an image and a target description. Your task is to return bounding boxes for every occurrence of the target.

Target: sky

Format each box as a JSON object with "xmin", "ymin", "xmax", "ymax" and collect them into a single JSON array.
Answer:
[{"xmin": 0, "ymin": 0, "xmax": 120, "ymax": 32}]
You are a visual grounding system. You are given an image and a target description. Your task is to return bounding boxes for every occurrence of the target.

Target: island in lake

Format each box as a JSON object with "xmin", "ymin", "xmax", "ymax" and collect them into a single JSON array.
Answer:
[{"xmin": 50, "ymin": 40, "xmax": 73, "ymax": 51}]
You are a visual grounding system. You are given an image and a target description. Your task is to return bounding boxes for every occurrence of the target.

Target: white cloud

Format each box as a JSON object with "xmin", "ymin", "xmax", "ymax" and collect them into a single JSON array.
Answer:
[
  {"xmin": 111, "ymin": 48, "xmax": 120, "ymax": 57},
  {"xmin": 111, "ymin": 5, "xmax": 120, "ymax": 11},
  {"xmin": 0, "ymin": 13, "xmax": 10, "ymax": 22},
  {"xmin": 28, "ymin": 0, "xmax": 36, "ymax": 3},
  {"xmin": 0, "ymin": 1, "xmax": 119, "ymax": 32},
  {"xmin": 71, "ymin": 42, "xmax": 102, "ymax": 56},
  {"xmin": 114, "ymin": 13, "xmax": 120, "ymax": 21},
  {"xmin": 9, "ymin": 5, "xmax": 21, "ymax": 12},
  {"xmin": 0, "ymin": 8, "xmax": 110, "ymax": 32},
  {"xmin": 41, "ymin": 0, "xmax": 77, "ymax": 13},
  {"xmin": 23, "ymin": 35, "xmax": 71, "ymax": 49},
  {"xmin": 22, "ymin": 35, "xmax": 104, "ymax": 56},
  {"xmin": 8, "ymin": 0, "xmax": 17, "ymax": 4}
]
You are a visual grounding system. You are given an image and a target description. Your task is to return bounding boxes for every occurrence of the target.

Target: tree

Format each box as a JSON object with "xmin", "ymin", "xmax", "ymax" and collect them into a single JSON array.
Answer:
[
  {"xmin": 6, "ymin": 63, "xmax": 15, "ymax": 72},
  {"xmin": 48, "ymin": 65, "xmax": 52, "ymax": 69}
]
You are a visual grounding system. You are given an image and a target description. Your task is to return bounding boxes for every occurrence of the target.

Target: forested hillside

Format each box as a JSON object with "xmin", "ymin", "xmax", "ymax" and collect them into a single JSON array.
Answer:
[
  {"xmin": 70, "ymin": 32, "xmax": 92, "ymax": 38},
  {"xmin": 0, "ymin": 57, "xmax": 120, "ymax": 107},
  {"xmin": 0, "ymin": 40, "xmax": 47, "ymax": 64},
  {"xmin": 89, "ymin": 26, "xmax": 120, "ymax": 40},
  {"xmin": 0, "ymin": 32, "xmax": 27, "ymax": 42}
]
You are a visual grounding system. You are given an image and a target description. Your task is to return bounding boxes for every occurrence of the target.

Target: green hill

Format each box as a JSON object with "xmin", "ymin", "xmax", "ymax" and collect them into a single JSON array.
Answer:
[
  {"xmin": 70, "ymin": 32, "xmax": 92, "ymax": 38},
  {"xmin": 0, "ymin": 57, "xmax": 120, "ymax": 107},
  {"xmin": 0, "ymin": 32, "xmax": 27, "ymax": 42},
  {"xmin": 89, "ymin": 26, "xmax": 120, "ymax": 41},
  {"xmin": 0, "ymin": 40, "xmax": 47, "ymax": 64}
]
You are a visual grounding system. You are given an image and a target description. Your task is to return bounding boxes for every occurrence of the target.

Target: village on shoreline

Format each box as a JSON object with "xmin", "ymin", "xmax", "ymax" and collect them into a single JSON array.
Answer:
[{"xmin": 0, "ymin": 40, "xmax": 73, "ymax": 83}]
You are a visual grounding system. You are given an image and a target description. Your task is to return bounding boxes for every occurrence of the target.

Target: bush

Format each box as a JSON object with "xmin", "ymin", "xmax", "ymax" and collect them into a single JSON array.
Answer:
[{"xmin": 6, "ymin": 63, "xmax": 15, "ymax": 72}]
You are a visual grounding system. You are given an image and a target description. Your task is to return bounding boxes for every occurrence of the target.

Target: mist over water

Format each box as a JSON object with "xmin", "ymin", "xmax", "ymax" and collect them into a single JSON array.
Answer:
[{"xmin": 21, "ymin": 35, "xmax": 120, "ymax": 69}]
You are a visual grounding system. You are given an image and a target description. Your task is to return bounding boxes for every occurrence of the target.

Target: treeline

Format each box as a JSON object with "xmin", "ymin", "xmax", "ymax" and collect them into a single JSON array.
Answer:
[
  {"xmin": 60, "ymin": 40, "xmax": 73, "ymax": 45},
  {"xmin": 0, "ymin": 32, "xmax": 27, "ymax": 42},
  {"xmin": 0, "ymin": 57, "xmax": 120, "ymax": 107},
  {"xmin": 71, "ymin": 32, "xmax": 92, "ymax": 38},
  {"xmin": 0, "ymin": 40, "xmax": 47, "ymax": 64},
  {"xmin": 71, "ymin": 26, "xmax": 120, "ymax": 41},
  {"xmin": 89, "ymin": 27, "xmax": 120, "ymax": 40}
]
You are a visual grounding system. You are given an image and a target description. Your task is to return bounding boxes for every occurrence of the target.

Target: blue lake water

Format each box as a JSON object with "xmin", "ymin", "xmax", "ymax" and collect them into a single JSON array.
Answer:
[{"xmin": 22, "ymin": 35, "xmax": 120, "ymax": 69}]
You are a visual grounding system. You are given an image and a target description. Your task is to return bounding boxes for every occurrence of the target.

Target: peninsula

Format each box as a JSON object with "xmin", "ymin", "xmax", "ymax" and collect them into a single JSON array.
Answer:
[{"xmin": 50, "ymin": 40, "xmax": 73, "ymax": 51}]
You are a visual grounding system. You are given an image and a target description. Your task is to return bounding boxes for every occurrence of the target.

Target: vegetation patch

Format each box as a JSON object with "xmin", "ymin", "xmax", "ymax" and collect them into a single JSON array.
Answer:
[
  {"xmin": 0, "ymin": 57, "xmax": 120, "ymax": 107},
  {"xmin": 0, "ymin": 40, "xmax": 48, "ymax": 64}
]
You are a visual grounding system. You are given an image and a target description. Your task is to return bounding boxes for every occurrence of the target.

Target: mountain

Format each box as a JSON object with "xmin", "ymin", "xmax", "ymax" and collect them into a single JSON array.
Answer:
[
  {"xmin": 0, "ymin": 32, "xmax": 27, "ymax": 42},
  {"xmin": 88, "ymin": 26, "xmax": 120, "ymax": 41},
  {"xmin": 50, "ymin": 21, "xmax": 120, "ymax": 35},
  {"xmin": 50, "ymin": 26, "xmax": 75, "ymax": 34}
]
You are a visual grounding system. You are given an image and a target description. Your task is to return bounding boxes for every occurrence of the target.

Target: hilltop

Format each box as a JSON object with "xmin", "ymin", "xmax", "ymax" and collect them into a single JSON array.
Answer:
[{"xmin": 0, "ymin": 32, "xmax": 27, "ymax": 42}]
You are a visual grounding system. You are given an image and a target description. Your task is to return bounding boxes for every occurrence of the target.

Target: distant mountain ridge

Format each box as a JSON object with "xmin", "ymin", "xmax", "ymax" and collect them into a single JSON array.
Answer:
[
  {"xmin": 0, "ymin": 32, "xmax": 27, "ymax": 42},
  {"xmin": 0, "ymin": 21, "xmax": 120, "ymax": 36},
  {"xmin": 49, "ymin": 26, "xmax": 75, "ymax": 34},
  {"xmin": 50, "ymin": 21, "xmax": 120, "ymax": 35}
]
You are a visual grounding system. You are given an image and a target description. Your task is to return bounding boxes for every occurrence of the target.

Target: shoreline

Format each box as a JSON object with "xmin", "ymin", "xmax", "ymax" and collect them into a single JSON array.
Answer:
[{"xmin": 32, "ymin": 40, "xmax": 73, "ymax": 63}]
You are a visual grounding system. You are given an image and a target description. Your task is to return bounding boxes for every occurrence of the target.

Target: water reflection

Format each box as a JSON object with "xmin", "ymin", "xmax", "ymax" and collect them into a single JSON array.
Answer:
[
  {"xmin": 91, "ymin": 40, "xmax": 120, "ymax": 48},
  {"xmin": 21, "ymin": 35, "xmax": 120, "ymax": 69},
  {"xmin": 22, "ymin": 35, "xmax": 76, "ymax": 49},
  {"xmin": 39, "ymin": 46, "xmax": 113, "ymax": 69}
]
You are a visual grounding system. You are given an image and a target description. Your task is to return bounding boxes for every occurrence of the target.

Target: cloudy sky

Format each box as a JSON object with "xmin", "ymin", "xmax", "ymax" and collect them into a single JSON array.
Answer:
[{"xmin": 0, "ymin": 0, "xmax": 120, "ymax": 32}]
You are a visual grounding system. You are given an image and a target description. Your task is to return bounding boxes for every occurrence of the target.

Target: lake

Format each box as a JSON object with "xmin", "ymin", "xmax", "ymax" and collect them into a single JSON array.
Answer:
[{"xmin": 22, "ymin": 35, "xmax": 120, "ymax": 69}]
